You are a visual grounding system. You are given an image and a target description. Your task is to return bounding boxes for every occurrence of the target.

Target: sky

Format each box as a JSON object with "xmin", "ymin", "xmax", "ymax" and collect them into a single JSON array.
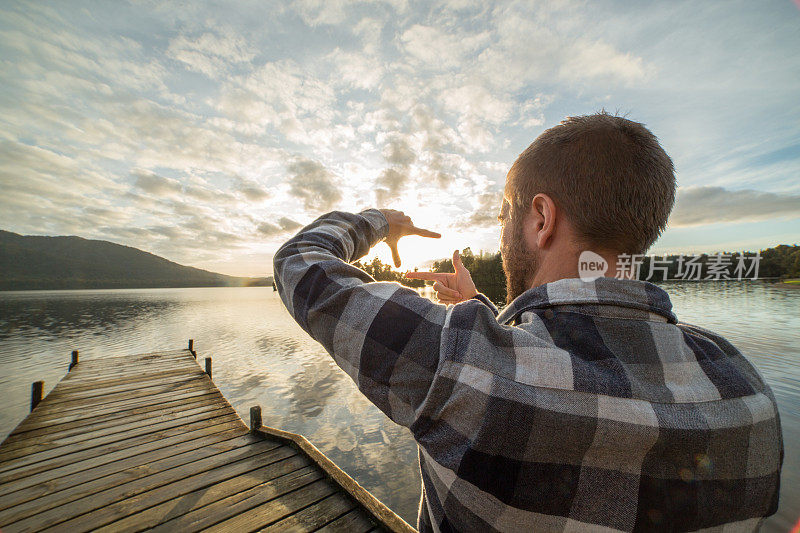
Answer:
[{"xmin": 1, "ymin": 0, "xmax": 799, "ymax": 277}]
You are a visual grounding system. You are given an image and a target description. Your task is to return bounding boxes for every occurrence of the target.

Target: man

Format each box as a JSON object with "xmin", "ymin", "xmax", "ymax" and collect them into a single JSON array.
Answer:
[{"xmin": 273, "ymin": 112, "xmax": 783, "ymax": 532}]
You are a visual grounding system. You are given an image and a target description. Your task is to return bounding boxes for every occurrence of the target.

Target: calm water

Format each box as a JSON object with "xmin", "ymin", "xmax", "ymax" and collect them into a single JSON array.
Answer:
[{"xmin": 0, "ymin": 283, "xmax": 797, "ymax": 530}]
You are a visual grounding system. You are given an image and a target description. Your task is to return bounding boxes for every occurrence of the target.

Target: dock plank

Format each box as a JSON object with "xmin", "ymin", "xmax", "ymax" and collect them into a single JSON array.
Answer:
[
  {"xmin": 0, "ymin": 420, "xmax": 260, "ymax": 517},
  {"xmin": 316, "ymin": 508, "xmax": 379, "ymax": 533},
  {"xmin": 43, "ymin": 374, "xmax": 208, "ymax": 405},
  {"xmin": 34, "ymin": 381, "xmax": 211, "ymax": 413},
  {"xmin": 6, "ymin": 392, "xmax": 223, "ymax": 440},
  {"xmin": 14, "ymin": 386, "xmax": 219, "ymax": 423},
  {"xmin": 1, "ymin": 440, "xmax": 291, "ymax": 528},
  {"xmin": 0, "ymin": 409, "xmax": 240, "ymax": 472},
  {"xmin": 95, "ymin": 457, "xmax": 317, "ymax": 533},
  {"xmin": 0, "ymin": 416, "xmax": 242, "ymax": 479},
  {"xmin": 262, "ymin": 492, "xmax": 358, "ymax": 532},
  {"xmin": 11, "ymin": 388, "xmax": 220, "ymax": 428},
  {"xmin": 0, "ymin": 405, "xmax": 234, "ymax": 462},
  {"xmin": 57, "ymin": 358, "xmax": 188, "ymax": 379},
  {"xmin": 58, "ymin": 359, "xmax": 192, "ymax": 379},
  {"xmin": 203, "ymin": 478, "xmax": 340, "ymax": 533},
  {"xmin": 55, "ymin": 365, "xmax": 199, "ymax": 389},
  {"xmin": 68, "ymin": 350, "xmax": 187, "ymax": 366},
  {"xmin": 62, "ymin": 355, "xmax": 186, "ymax": 370},
  {"xmin": 0, "ymin": 348, "xmax": 412, "ymax": 533},
  {"xmin": 0, "ymin": 426, "xmax": 246, "ymax": 498},
  {"xmin": 1, "ymin": 396, "xmax": 226, "ymax": 450}
]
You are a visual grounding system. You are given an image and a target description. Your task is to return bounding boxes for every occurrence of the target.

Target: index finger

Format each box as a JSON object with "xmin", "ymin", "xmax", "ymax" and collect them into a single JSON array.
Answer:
[
  {"xmin": 406, "ymin": 225, "xmax": 441, "ymax": 239},
  {"xmin": 404, "ymin": 271, "xmax": 449, "ymax": 281}
]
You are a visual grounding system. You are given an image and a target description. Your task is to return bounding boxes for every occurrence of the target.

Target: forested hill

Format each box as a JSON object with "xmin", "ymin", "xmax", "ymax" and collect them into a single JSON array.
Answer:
[{"xmin": 0, "ymin": 230, "xmax": 271, "ymax": 290}]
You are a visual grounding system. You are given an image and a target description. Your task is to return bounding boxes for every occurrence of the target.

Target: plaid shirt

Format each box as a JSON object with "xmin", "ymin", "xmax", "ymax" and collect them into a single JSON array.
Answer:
[{"xmin": 274, "ymin": 209, "xmax": 783, "ymax": 532}]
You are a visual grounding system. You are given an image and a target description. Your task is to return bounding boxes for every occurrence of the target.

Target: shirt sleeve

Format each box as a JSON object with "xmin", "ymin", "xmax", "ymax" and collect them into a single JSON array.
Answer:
[
  {"xmin": 273, "ymin": 209, "xmax": 451, "ymax": 432},
  {"xmin": 470, "ymin": 293, "xmax": 499, "ymax": 316}
]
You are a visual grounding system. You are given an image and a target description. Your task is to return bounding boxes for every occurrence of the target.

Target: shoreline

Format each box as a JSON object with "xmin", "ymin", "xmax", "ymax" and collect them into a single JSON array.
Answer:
[{"xmin": 0, "ymin": 285, "xmax": 275, "ymax": 294}]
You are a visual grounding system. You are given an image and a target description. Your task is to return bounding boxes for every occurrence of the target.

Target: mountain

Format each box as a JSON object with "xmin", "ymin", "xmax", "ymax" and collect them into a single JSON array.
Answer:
[{"xmin": 0, "ymin": 230, "xmax": 272, "ymax": 290}]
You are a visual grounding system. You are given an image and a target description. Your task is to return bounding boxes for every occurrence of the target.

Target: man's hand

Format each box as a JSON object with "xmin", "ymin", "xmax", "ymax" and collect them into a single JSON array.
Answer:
[
  {"xmin": 379, "ymin": 209, "xmax": 441, "ymax": 267},
  {"xmin": 405, "ymin": 250, "xmax": 478, "ymax": 304}
]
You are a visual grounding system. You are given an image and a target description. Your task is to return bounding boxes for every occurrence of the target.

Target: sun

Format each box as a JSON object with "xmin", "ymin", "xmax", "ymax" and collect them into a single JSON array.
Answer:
[{"xmin": 366, "ymin": 236, "xmax": 456, "ymax": 272}]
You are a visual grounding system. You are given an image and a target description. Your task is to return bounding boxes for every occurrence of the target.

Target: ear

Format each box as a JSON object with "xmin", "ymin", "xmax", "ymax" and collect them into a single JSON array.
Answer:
[{"xmin": 529, "ymin": 193, "xmax": 557, "ymax": 249}]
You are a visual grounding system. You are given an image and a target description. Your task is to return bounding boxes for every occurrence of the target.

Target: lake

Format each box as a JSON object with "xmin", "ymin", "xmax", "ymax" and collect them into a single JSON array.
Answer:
[{"xmin": 0, "ymin": 282, "xmax": 797, "ymax": 531}]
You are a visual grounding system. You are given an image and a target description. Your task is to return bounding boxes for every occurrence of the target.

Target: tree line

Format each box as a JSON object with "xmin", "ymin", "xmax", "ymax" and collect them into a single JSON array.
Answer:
[
  {"xmin": 354, "ymin": 248, "xmax": 506, "ymax": 303},
  {"xmin": 354, "ymin": 244, "xmax": 800, "ymax": 306},
  {"xmin": 628, "ymin": 246, "xmax": 799, "ymax": 282}
]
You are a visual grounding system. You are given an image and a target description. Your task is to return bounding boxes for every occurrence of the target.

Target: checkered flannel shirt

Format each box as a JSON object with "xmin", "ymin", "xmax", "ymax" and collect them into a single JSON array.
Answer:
[{"xmin": 274, "ymin": 209, "xmax": 783, "ymax": 532}]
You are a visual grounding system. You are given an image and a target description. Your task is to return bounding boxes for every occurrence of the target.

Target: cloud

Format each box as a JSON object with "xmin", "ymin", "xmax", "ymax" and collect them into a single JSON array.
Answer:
[
  {"xmin": 514, "ymin": 97, "xmax": 549, "ymax": 129},
  {"xmin": 293, "ymin": 0, "xmax": 354, "ymax": 26},
  {"xmin": 381, "ymin": 133, "xmax": 415, "ymax": 166},
  {"xmin": 256, "ymin": 216, "xmax": 304, "ymax": 237},
  {"xmin": 0, "ymin": 7, "xmax": 168, "ymax": 96},
  {"xmin": 411, "ymin": 104, "xmax": 456, "ymax": 149},
  {"xmin": 0, "ymin": 139, "xmax": 129, "ymax": 235},
  {"xmin": 375, "ymin": 168, "xmax": 408, "ymax": 205},
  {"xmin": 277, "ymin": 216, "xmax": 303, "ymax": 232},
  {"xmin": 167, "ymin": 29, "xmax": 256, "ymax": 78},
  {"xmin": 232, "ymin": 176, "xmax": 270, "ymax": 201},
  {"xmin": 442, "ymin": 85, "xmax": 513, "ymax": 125},
  {"xmin": 409, "ymin": 105, "xmax": 459, "ymax": 187},
  {"xmin": 461, "ymin": 190, "xmax": 503, "ymax": 227},
  {"xmin": 90, "ymin": 206, "xmax": 248, "ymax": 266},
  {"xmin": 286, "ymin": 156, "xmax": 342, "ymax": 211},
  {"xmin": 133, "ymin": 169, "xmax": 182, "ymax": 196},
  {"xmin": 216, "ymin": 60, "xmax": 339, "ymax": 148},
  {"xmin": 326, "ymin": 48, "xmax": 383, "ymax": 89},
  {"xmin": 400, "ymin": 24, "xmax": 489, "ymax": 69},
  {"xmin": 374, "ymin": 133, "xmax": 417, "ymax": 203},
  {"xmin": 456, "ymin": 117, "xmax": 495, "ymax": 152},
  {"xmin": 131, "ymin": 170, "xmax": 235, "ymax": 205},
  {"xmin": 482, "ymin": 4, "xmax": 652, "ymax": 89},
  {"xmin": 557, "ymin": 39, "xmax": 649, "ymax": 85},
  {"xmin": 670, "ymin": 186, "xmax": 800, "ymax": 227},
  {"xmin": 352, "ymin": 17, "xmax": 383, "ymax": 55}
]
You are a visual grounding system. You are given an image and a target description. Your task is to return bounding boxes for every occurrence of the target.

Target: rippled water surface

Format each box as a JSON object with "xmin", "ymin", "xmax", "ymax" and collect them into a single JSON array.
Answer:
[{"xmin": 0, "ymin": 282, "xmax": 797, "ymax": 530}]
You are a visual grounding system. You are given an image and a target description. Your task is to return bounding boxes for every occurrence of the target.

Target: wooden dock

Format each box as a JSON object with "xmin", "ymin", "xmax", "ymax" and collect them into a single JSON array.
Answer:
[{"xmin": 0, "ymin": 344, "xmax": 415, "ymax": 532}]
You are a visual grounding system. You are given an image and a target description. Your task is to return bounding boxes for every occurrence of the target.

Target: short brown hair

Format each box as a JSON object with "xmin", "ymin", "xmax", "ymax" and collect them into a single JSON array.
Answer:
[{"xmin": 506, "ymin": 111, "xmax": 676, "ymax": 255}]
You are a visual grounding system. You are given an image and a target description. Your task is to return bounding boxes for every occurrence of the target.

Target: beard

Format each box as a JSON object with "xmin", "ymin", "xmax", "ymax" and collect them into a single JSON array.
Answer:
[{"xmin": 501, "ymin": 219, "xmax": 540, "ymax": 305}]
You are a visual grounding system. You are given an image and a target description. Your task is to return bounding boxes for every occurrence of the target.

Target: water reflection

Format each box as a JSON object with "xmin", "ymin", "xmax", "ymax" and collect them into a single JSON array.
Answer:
[
  {"xmin": 0, "ymin": 290, "xmax": 178, "ymax": 339},
  {"xmin": 288, "ymin": 359, "xmax": 345, "ymax": 418},
  {"xmin": 226, "ymin": 372, "xmax": 270, "ymax": 400},
  {"xmin": 0, "ymin": 283, "xmax": 797, "ymax": 530}
]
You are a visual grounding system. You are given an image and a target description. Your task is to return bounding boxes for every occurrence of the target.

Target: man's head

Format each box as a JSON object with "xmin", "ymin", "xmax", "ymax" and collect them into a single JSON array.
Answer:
[{"xmin": 500, "ymin": 111, "xmax": 676, "ymax": 303}]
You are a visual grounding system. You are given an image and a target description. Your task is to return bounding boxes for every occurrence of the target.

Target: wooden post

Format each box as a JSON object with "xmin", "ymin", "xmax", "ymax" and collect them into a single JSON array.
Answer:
[
  {"xmin": 189, "ymin": 339, "xmax": 196, "ymax": 359},
  {"xmin": 31, "ymin": 381, "xmax": 44, "ymax": 412},
  {"xmin": 250, "ymin": 405, "xmax": 262, "ymax": 432},
  {"xmin": 69, "ymin": 350, "xmax": 79, "ymax": 371},
  {"xmin": 204, "ymin": 357, "xmax": 212, "ymax": 379}
]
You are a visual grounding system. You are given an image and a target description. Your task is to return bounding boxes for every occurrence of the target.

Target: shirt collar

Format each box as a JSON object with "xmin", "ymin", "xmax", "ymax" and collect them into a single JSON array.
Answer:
[{"xmin": 496, "ymin": 276, "xmax": 678, "ymax": 325}]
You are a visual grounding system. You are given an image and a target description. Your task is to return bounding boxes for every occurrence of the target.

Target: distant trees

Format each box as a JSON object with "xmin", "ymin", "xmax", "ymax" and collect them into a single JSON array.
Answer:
[
  {"xmin": 759, "ymin": 245, "xmax": 800, "ymax": 279},
  {"xmin": 352, "ymin": 257, "xmax": 425, "ymax": 288},
  {"xmin": 429, "ymin": 248, "xmax": 506, "ymax": 304},
  {"xmin": 351, "ymin": 244, "xmax": 799, "ymax": 307},
  {"xmin": 632, "ymin": 246, "xmax": 799, "ymax": 281},
  {"xmin": 354, "ymin": 248, "xmax": 506, "ymax": 304}
]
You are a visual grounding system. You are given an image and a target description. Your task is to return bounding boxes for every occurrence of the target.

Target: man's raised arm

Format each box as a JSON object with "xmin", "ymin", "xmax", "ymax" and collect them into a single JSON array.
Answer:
[{"xmin": 272, "ymin": 209, "xmax": 450, "ymax": 431}]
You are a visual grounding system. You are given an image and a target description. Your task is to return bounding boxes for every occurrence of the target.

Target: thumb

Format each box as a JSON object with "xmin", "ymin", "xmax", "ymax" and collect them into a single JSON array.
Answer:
[{"xmin": 453, "ymin": 249, "xmax": 464, "ymax": 273}]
